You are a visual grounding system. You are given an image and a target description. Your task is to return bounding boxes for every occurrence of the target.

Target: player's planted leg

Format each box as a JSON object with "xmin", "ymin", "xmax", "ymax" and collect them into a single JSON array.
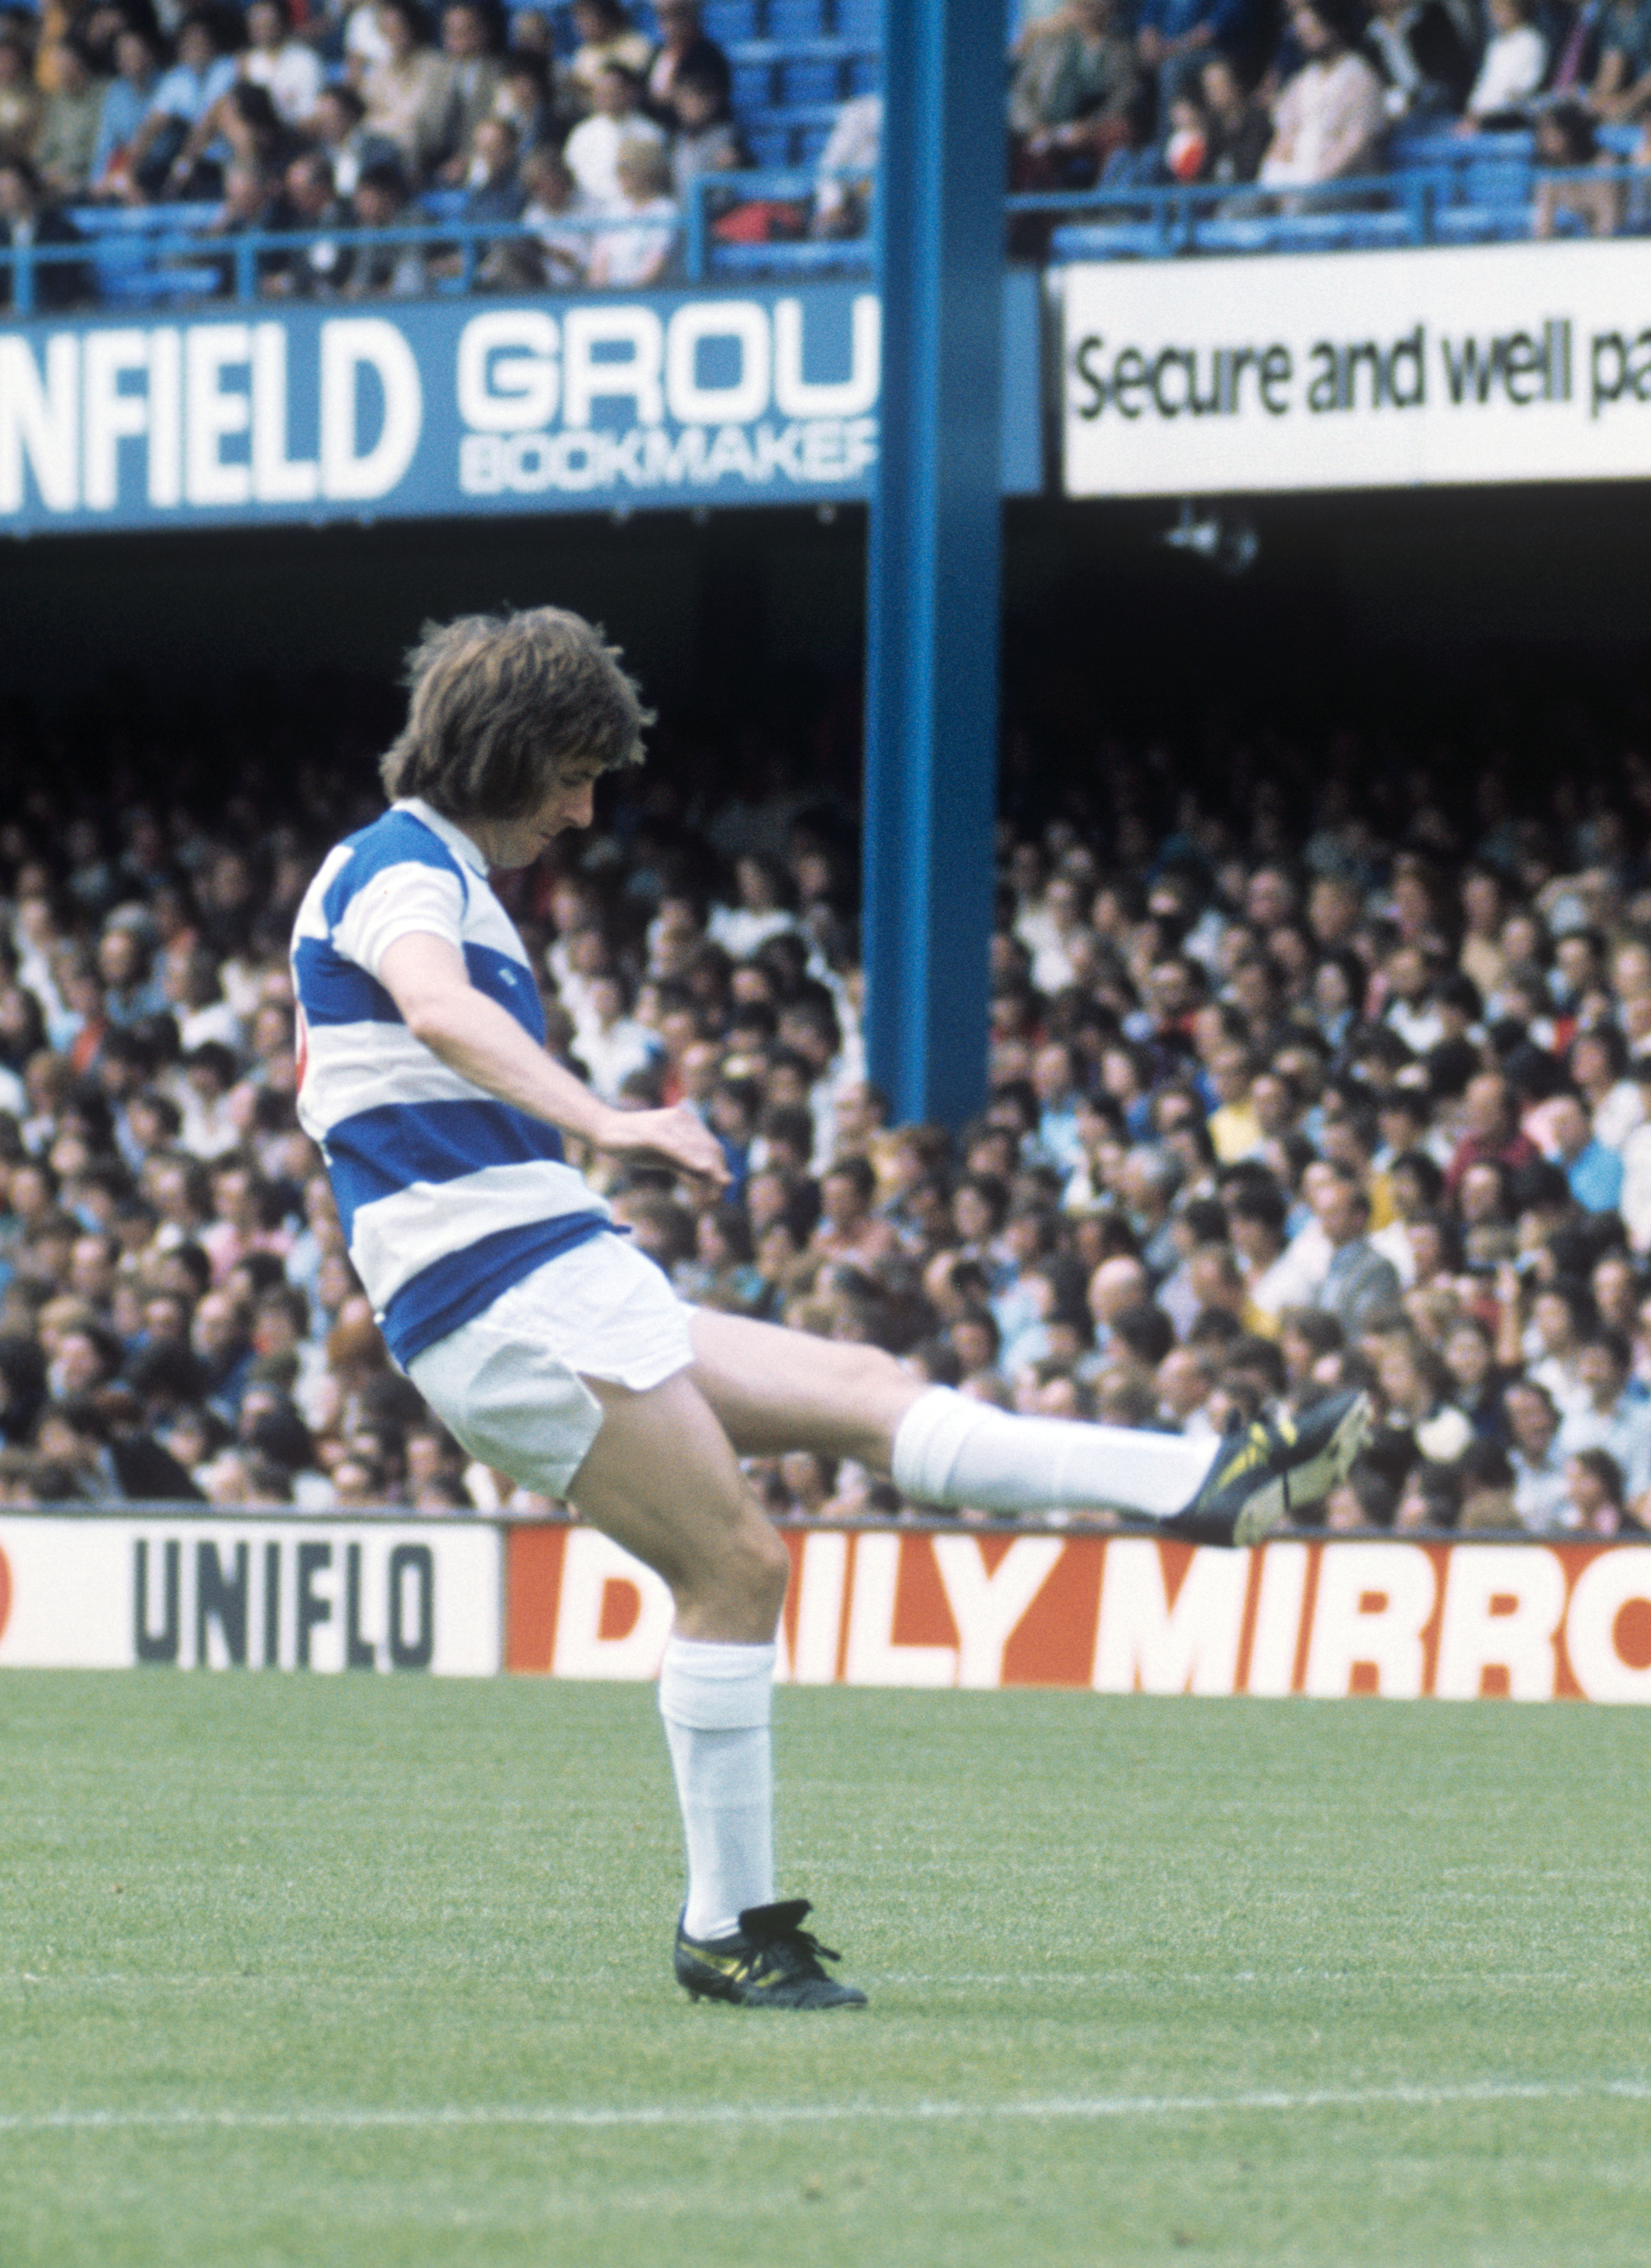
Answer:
[{"xmin": 567, "ymin": 1368, "xmax": 867, "ymax": 2008}]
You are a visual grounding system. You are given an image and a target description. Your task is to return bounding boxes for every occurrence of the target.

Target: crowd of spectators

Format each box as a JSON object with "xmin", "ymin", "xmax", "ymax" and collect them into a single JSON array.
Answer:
[
  {"xmin": 12, "ymin": 0, "xmax": 1651, "ymax": 313},
  {"xmin": 1009, "ymin": 0, "xmax": 1651, "ymax": 226},
  {"xmin": 0, "ymin": 0, "xmax": 772, "ymax": 305},
  {"xmin": 6, "ymin": 662, "xmax": 1651, "ymax": 1543}
]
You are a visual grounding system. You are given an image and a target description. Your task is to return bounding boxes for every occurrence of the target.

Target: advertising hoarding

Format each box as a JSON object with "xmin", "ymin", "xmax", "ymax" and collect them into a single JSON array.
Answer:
[
  {"xmin": 508, "ymin": 1525, "xmax": 1651, "ymax": 1703},
  {"xmin": 0, "ymin": 1516, "xmax": 502, "ymax": 1676},
  {"xmin": 0, "ymin": 273, "xmax": 1042, "ymax": 537},
  {"xmin": 1062, "ymin": 240, "xmax": 1651, "ymax": 497}
]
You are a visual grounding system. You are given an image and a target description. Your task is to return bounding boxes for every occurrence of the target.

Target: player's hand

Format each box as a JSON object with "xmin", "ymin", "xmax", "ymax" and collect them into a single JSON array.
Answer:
[{"xmin": 594, "ymin": 1103, "xmax": 730, "ymax": 1191}]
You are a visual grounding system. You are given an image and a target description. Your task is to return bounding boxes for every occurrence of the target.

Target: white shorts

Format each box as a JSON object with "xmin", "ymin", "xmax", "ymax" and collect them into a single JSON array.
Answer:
[{"xmin": 405, "ymin": 1231, "xmax": 696, "ymax": 1499}]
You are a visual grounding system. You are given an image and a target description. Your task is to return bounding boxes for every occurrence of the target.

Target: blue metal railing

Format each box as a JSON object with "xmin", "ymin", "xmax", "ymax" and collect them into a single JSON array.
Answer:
[
  {"xmin": 0, "ymin": 168, "xmax": 874, "ymax": 317},
  {"xmin": 1008, "ymin": 155, "xmax": 1651, "ymax": 259},
  {"xmin": 2, "ymin": 156, "xmax": 1645, "ymax": 316}
]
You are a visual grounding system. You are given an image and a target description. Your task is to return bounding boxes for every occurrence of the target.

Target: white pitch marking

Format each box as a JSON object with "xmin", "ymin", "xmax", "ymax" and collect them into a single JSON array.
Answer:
[{"xmin": 1, "ymin": 2078, "xmax": 1648, "ymax": 2137}]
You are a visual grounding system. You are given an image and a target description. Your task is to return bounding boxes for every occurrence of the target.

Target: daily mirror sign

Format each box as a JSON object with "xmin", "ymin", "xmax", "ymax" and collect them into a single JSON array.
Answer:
[
  {"xmin": 1062, "ymin": 239, "xmax": 1651, "ymax": 496},
  {"xmin": 0, "ymin": 275, "xmax": 1040, "ymax": 535}
]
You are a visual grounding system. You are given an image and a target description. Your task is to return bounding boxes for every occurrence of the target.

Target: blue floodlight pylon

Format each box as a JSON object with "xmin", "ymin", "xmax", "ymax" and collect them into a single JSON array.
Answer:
[{"xmin": 862, "ymin": 0, "xmax": 1005, "ymax": 1132}]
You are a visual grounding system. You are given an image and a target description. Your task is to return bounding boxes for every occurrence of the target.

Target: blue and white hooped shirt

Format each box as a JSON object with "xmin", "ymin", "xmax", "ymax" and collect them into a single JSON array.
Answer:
[{"xmin": 291, "ymin": 797, "xmax": 610, "ymax": 1366}]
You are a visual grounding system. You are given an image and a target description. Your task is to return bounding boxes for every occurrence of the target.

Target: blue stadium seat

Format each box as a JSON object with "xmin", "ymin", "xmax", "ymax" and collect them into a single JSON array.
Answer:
[
  {"xmin": 778, "ymin": 50, "xmax": 845, "ymax": 104},
  {"xmin": 701, "ymin": 0, "xmax": 760, "ymax": 39},
  {"xmin": 69, "ymin": 202, "xmax": 223, "ymax": 306},
  {"xmin": 766, "ymin": 0, "xmax": 829, "ymax": 37},
  {"xmin": 845, "ymin": 50, "xmax": 879, "ymax": 92},
  {"xmin": 765, "ymin": 101, "xmax": 840, "ymax": 159},
  {"xmin": 730, "ymin": 47, "xmax": 777, "ymax": 110},
  {"xmin": 1388, "ymin": 129, "xmax": 1464, "ymax": 170},
  {"xmin": 1598, "ymin": 120, "xmax": 1642, "ymax": 155},
  {"xmin": 708, "ymin": 237, "xmax": 869, "ymax": 276},
  {"xmin": 1049, "ymin": 218, "xmax": 1173, "ymax": 259},
  {"xmin": 834, "ymin": 0, "xmax": 880, "ymax": 37},
  {"xmin": 1191, "ymin": 208, "xmax": 1412, "ymax": 254},
  {"xmin": 746, "ymin": 119, "xmax": 793, "ymax": 166},
  {"xmin": 419, "ymin": 187, "xmax": 469, "ymax": 221}
]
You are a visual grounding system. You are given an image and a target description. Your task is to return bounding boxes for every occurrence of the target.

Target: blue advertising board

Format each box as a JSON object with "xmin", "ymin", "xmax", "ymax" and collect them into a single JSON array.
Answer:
[{"xmin": 0, "ymin": 275, "xmax": 1043, "ymax": 537}]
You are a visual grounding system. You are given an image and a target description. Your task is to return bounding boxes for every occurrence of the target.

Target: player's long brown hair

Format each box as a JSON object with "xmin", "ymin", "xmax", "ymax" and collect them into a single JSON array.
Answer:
[{"xmin": 380, "ymin": 606, "xmax": 651, "ymax": 819}]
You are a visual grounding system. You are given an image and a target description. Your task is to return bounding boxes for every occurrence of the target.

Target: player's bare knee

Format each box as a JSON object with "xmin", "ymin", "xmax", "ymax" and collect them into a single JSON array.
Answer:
[{"xmin": 740, "ymin": 1519, "xmax": 790, "ymax": 1621}]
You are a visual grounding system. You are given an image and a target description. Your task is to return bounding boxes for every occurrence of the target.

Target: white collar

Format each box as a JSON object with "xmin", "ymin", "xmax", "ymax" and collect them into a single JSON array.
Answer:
[{"xmin": 398, "ymin": 796, "xmax": 490, "ymax": 877}]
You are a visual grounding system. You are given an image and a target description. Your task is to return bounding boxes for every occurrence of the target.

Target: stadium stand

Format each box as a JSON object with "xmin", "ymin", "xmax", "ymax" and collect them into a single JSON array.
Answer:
[
  {"xmin": 4, "ymin": 649, "xmax": 1651, "ymax": 1543},
  {"xmin": 7, "ymin": 0, "xmax": 1651, "ymax": 308}
]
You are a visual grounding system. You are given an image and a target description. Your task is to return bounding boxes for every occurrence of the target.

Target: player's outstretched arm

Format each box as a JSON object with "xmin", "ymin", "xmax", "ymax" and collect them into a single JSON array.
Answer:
[{"xmin": 377, "ymin": 931, "xmax": 729, "ymax": 1188}]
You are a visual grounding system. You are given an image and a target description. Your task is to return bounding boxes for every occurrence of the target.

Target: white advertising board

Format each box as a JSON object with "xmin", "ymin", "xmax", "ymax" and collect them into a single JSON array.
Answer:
[
  {"xmin": 1061, "ymin": 239, "xmax": 1651, "ymax": 496},
  {"xmin": 0, "ymin": 1518, "xmax": 502, "ymax": 1676}
]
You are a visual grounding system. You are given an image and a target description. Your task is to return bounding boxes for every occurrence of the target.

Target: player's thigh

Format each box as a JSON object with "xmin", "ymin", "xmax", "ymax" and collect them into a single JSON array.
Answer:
[
  {"xmin": 567, "ymin": 1367, "xmax": 788, "ymax": 1636},
  {"xmin": 687, "ymin": 1307, "xmax": 924, "ymax": 1467}
]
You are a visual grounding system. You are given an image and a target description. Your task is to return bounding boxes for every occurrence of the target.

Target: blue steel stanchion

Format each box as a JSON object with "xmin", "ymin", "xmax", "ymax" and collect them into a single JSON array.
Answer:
[{"xmin": 862, "ymin": 0, "xmax": 1005, "ymax": 1131}]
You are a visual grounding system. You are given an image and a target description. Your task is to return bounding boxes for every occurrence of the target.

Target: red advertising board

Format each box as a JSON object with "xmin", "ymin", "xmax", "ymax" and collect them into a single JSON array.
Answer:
[{"xmin": 505, "ymin": 1526, "xmax": 1651, "ymax": 1703}]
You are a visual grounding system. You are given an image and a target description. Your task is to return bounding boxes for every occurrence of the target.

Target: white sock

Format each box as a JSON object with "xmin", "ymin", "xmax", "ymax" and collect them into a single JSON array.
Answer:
[
  {"xmin": 658, "ymin": 1635, "xmax": 776, "ymax": 1942},
  {"xmin": 891, "ymin": 1387, "xmax": 1219, "ymax": 1519}
]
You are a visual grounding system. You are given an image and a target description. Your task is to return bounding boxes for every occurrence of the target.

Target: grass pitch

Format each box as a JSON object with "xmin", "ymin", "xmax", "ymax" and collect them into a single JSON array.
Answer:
[{"xmin": 1, "ymin": 1674, "xmax": 1647, "ymax": 2268}]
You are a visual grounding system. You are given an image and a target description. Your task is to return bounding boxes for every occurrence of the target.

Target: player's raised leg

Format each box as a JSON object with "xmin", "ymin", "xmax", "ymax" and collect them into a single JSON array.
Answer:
[
  {"xmin": 566, "ymin": 1367, "xmax": 866, "ymax": 2010},
  {"xmin": 687, "ymin": 1309, "xmax": 1370, "ymax": 1546}
]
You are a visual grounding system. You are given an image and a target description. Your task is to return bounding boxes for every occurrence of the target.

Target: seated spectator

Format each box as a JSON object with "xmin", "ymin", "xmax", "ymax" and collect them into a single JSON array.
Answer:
[
  {"xmin": 264, "ymin": 151, "xmax": 349, "ymax": 296},
  {"xmin": 564, "ymin": 59, "xmax": 665, "ymax": 206},
  {"xmin": 509, "ymin": 143, "xmax": 592, "ymax": 286},
  {"xmin": 586, "ymin": 136, "xmax": 677, "ymax": 281},
  {"xmin": 1544, "ymin": 1090, "xmax": 1624, "ymax": 1213},
  {"xmin": 1459, "ymin": 0, "xmax": 1549, "ymax": 127},
  {"xmin": 645, "ymin": 0, "xmax": 730, "ymax": 127},
  {"xmin": 37, "ymin": 1389, "xmax": 202, "ymax": 1503},
  {"xmin": 1592, "ymin": 0, "xmax": 1651, "ymax": 117},
  {"xmin": 1556, "ymin": 1325, "xmax": 1651, "ymax": 1506},
  {"xmin": 1563, "ymin": 1444, "xmax": 1633, "ymax": 1533},
  {"xmin": 669, "ymin": 62, "xmax": 744, "ymax": 202},
  {"xmin": 426, "ymin": 108, "xmax": 523, "ymax": 274},
  {"xmin": 492, "ymin": 49, "xmax": 555, "ymax": 160},
  {"xmin": 0, "ymin": 31, "xmax": 40, "ymax": 165},
  {"xmin": 432, "ymin": 1, "xmax": 504, "ymax": 185},
  {"xmin": 1313, "ymin": 1164, "xmax": 1405, "ymax": 1335},
  {"xmin": 812, "ymin": 89, "xmax": 880, "ymax": 238},
  {"xmin": 343, "ymin": 155, "xmax": 430, "ymax": 295},
  {"xmin": 1136, "ymin": 0, "xmax": 1257, "ymax": 110},
  {"xmin": 0, "ymin": 156, "xmax": 85, "ymax": 311},
  {"xmin": 561, "ymin": 0, "xmax": 655, "ymax": 120},
  {"xmin": 312, "ymin": 83, "xmax": 401, "ymax": 200},
  {"xmin": 1259, "ymin": 0, "xmax": 1387, "ymax": 191},
  {"xmin": 360, "ymin": 0, "xmax": 451, "ymax": 181},
  {"xmin": 1009, "ymin": 0, "xmax": 1143, "ymax": 187},
  {"xmin": 239, "ymin": 0, "xmax": 323, "ymax": 133},
  {"xmin": 35, "ymin": 39, "xmax": 108, "ymax": 200},
  {"xmin": 205, "ymin": 157, "xmax": 284, "ymax": 292},
  {"xmin": 123, "ymin": 12, "xmax": 239, "ymax": 205},
  {"xmin": 1361, "ymin": 0, "xmax": 1473, "ymax": 120},
  {"xmin": 1533, "ymin": 100, "xmax": 1621, "ymax": 237},
  {"xmin": 89, "ymin": 25, "xmax": 161, "ymax": 198},
  {"xmin": 1197, "ymin": 53, "xmax": 1272, "ymax": 179}
]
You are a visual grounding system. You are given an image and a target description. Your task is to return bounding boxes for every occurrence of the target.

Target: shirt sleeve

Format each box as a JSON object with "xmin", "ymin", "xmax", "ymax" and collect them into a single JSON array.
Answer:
[{"xmin": 333, "ymin": 859, "xmax": 467, "ymax": 981}]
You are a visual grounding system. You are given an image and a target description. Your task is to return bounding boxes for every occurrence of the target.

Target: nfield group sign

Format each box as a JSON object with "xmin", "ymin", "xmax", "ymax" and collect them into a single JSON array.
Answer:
[
  {"xmin": 1062, "ymin": 239, "xmax": 1651, "ymax": 497},
  {"xmin": 0, "ymin": 274, "xmax": 1041, "ymax": 537},
  {"xmin": 4, "ymin": 1517, "xmax": 1651, "ymax": 1702}
]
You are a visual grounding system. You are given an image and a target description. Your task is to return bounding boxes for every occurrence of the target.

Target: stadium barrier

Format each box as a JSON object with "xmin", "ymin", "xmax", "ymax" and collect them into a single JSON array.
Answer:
[
  {"xmin": 3, "ymin": 1511, "xmax": 1649, "ymax": 1702},
  {"xmin": 0, "ymin": 170, "xmax": 872, "ymax": 321}
]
